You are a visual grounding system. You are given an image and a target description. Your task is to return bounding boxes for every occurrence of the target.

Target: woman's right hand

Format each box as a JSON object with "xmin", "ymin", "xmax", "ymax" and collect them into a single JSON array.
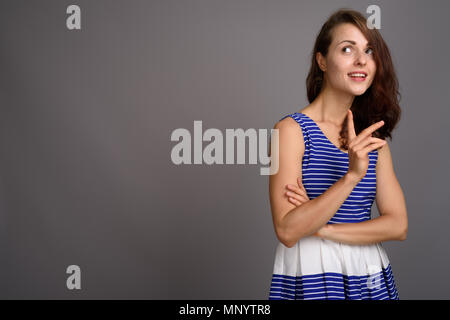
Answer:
[{"xmin": 346, "ymin": 109, "xmax": 386, "ymax": 182}]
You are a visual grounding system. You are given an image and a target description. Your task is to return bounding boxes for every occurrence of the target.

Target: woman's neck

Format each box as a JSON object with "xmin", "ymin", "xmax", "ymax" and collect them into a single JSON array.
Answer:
[{"xmin": 309, "ymin": 86, "xmax": 355, "ymax": 126}]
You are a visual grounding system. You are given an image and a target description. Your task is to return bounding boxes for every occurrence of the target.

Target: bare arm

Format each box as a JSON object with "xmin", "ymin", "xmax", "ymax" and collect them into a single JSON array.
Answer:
[
  {"xmin": 279, "ymin": 172, "xmax": 361, "ymax": 247},
  {"xmin": 271, "ymin": 110, "xmax": 387, "ymax": 248},
  {"xmin": 269, "ymin": 117, "xmax": 361, "ymax": 248},
  {"xmin": 316, "ymin": 141, "xmax": 408, "ymax": 245}
]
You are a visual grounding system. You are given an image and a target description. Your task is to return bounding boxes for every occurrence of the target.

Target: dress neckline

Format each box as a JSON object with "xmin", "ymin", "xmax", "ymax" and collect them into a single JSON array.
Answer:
[{"xmin": 297, "ymin": 112, "xmax": 349, "ymax": 155}]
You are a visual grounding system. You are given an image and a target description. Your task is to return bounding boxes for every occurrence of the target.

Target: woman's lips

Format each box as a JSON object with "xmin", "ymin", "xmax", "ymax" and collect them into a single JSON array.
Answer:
[
  {"xmin": 348, "ymin": 72, "xmax": 367, "ymax": 82},
  {"xmin": 348, "ymin": 75, "xmax": 366, "ymax": 82}
]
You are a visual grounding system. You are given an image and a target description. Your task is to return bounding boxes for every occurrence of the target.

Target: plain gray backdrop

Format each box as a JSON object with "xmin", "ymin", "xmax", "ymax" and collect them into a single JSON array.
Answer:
[{"xmin": 0, "ymin": 0, "xmax": 449, "ymax": 299}]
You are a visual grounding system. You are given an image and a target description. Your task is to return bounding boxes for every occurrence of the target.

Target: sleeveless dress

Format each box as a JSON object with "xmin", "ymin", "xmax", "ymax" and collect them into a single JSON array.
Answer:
[{"xmin": 268, "ymin": 112, "xmax": 399, "ymax": 300}]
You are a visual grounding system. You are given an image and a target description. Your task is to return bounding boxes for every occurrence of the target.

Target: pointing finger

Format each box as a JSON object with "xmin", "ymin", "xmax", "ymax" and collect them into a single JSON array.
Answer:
[
  {"xmin": 352, "ymin": 120, "xmax": 385, "ymax": 146},
  {"xmin": 347, "ymin": 110, "xmax": 356, "ymax": 141}
]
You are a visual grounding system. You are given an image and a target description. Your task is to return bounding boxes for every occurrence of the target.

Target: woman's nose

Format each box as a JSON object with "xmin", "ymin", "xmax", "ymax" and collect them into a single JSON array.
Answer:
[{"xmin": 355, "ymin": 50, "xmax": 367, "ymax": 65}]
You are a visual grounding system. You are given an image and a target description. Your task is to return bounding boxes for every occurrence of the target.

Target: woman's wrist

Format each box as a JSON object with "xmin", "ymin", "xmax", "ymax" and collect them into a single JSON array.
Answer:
[
  {"xmin": 344, "ymin": 172, "xmax": 361, "ymax": 185},
  {"xmin": 317, "ymin": 224, "xmax": 333, "ymax": 239}
]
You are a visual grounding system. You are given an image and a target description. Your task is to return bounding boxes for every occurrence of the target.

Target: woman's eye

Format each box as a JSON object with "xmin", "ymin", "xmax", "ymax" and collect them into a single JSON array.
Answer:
[
  {"xmin": 342, "ymin": 46, "xmax": 373, "ymax": 55},
  {"xmin": 342, "ymin": 46, "xmax": 351, "ymax": 53}
]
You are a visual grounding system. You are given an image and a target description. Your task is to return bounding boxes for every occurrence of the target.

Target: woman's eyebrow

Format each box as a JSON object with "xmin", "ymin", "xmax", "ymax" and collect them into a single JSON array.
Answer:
[
  {"xmin": 339, "ymin": 40, "xmax": 356, "ymax": 45},
  {"xmin": 338, "ymin": 40, "xmax": 370, "ymax": 46}
]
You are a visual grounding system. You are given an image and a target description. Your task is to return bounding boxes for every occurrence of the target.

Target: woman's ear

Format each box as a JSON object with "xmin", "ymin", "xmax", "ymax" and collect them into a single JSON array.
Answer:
[{"xmin": 316, "ymin": 52, "xmax": 327, "ymax": 72}]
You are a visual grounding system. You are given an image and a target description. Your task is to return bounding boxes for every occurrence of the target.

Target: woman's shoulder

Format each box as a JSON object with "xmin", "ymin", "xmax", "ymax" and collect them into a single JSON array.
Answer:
[
  {"xmin": 274, "ymin": 104, "xmax": 316, "ymax": 132},
  {"xmin": 275, "ymin": 109, "xmax": 310, "ymax": 130},
  {"xmin": 273, "ymin": 114, "xmax": 303, "ymax": 138},
  {"xmin": 273, "ymin": 113, "xmax": 305, "ymax": 150}
]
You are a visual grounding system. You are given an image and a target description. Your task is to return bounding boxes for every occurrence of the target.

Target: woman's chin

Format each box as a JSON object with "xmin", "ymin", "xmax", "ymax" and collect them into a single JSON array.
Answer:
[{"xmin": 349, "ymin": 87, "xmax": 369, "ymax": 96}]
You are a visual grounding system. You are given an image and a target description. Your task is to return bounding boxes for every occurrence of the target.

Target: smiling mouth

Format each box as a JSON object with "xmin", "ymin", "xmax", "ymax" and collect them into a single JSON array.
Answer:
[
  {"xmin": 348, "ymin": 72, "xmax": 367, "ymax": 79},
  {"xmin": 348, "ymin": 72, "xmax": 367, "ymax": 82}
]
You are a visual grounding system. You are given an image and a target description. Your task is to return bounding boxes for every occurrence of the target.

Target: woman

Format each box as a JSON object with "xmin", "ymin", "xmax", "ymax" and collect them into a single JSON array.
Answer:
[{"xmin": 268, "ymin": 9, "xmax": 408, "ymax": 300}]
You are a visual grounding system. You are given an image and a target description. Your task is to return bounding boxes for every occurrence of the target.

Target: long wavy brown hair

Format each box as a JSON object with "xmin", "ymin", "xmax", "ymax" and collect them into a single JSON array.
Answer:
[{"xmin": 306, "ymin": 8, "xmax": 401, "ymax": 150}]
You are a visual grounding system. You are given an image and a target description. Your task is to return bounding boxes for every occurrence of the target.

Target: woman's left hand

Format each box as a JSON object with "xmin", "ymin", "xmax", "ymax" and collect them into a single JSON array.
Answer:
[{"xmin": 285, "ymin": 177, "xmax": 310, "ymax": 207}]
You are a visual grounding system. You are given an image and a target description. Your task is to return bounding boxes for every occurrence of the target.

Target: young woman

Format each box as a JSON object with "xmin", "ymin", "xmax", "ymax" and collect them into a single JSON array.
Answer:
[{"xmin": 268, "ymin": 9, "xmax": 408, "ymax": 300}]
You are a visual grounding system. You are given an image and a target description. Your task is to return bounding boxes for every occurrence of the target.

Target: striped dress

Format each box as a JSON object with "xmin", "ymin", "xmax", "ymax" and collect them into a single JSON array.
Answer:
[{"xmin": 269, "ymin": 112, "xmax": 399, "ymax": 300}]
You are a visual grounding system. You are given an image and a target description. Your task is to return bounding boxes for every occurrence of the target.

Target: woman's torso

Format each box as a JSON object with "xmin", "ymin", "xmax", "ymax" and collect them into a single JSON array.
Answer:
[{"xmin": 279, "ymin": 109, "xmax": 378, "ymax": 224}]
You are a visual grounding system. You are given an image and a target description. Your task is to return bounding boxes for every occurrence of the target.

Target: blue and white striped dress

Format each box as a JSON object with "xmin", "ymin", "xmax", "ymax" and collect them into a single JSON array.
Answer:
[{"xmin": 269, "ymin": 112, "xmax": 399, "ymax": 300}]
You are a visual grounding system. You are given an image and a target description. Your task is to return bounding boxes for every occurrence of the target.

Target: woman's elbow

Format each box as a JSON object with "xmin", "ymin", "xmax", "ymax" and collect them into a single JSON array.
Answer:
[
  {"xmin": 396, "ymin": 220, "xmax": 408, "ymax": 241},
  {"xmin": 275, "ymin": 226, "xmax": 298, "ymax": 248},
  {"xmin": 282, "ymin": 240, "xmax": 297, "ymax": 248},
  {"xmin": 283, "ymin": 238, "xmax": 297, "ymax": 248},
  {"xmin": 276, "ymin": 229, "xmax": 294, "ymax": 248},
  {"xmin": 398, "ymin": 226, "xmax": 408, "ymax": 241}
]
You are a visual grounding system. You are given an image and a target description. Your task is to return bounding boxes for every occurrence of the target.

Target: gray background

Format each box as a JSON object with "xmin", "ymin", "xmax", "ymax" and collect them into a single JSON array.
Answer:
[{"xmin": 0, "ymin": 0, "xmax": 448, "ymax": 299}]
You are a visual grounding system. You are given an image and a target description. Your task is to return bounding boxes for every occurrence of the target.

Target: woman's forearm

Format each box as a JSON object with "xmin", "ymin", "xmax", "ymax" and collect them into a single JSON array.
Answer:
[
  {"xmin": 318, "ymin": 215, "xmax": 407, "ymax": 245},
  {"xmin": 280, "ymin": 173, "xmax": 360, "ymax": 247}
]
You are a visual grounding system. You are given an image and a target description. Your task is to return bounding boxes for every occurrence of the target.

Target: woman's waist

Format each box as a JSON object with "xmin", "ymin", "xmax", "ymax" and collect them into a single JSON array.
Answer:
[{"xmin": 281, "ymin": 235, "xmax": 386, "ymax": 253}]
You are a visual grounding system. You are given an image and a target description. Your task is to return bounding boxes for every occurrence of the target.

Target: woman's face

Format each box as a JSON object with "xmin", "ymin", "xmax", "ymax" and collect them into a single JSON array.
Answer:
[{"xmin": 317, "ymin": 23, "xmax": 376, "ymax": 96}]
